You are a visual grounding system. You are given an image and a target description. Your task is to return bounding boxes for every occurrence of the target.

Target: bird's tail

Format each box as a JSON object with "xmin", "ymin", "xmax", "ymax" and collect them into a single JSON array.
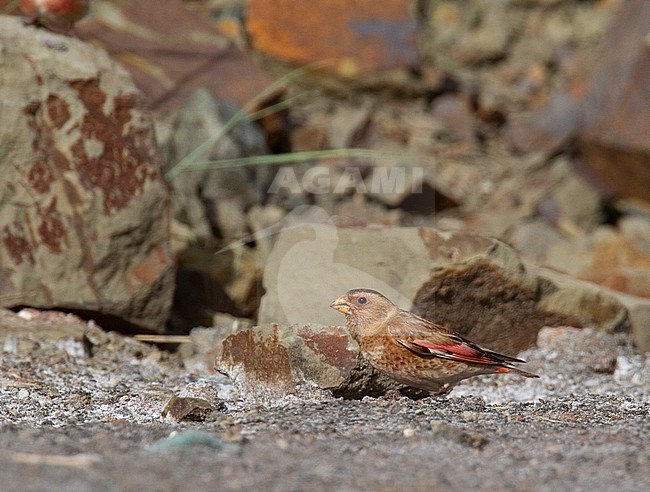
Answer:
[{"xmin": 495, "ymin": 365, "xmax": 539, "ymax": 378}]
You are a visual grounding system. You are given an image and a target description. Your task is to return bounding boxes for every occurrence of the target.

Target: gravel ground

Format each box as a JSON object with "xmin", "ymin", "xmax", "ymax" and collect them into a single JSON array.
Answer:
[{"xmin": 0, "ymin": 313, "xmax": 648, "ymax": 492}]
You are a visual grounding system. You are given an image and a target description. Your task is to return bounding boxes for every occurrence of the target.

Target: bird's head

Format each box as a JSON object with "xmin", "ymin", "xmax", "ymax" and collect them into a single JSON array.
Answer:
[{"xmin": 330, "ymin": 289, "xmax": 397, "ymax": 335}]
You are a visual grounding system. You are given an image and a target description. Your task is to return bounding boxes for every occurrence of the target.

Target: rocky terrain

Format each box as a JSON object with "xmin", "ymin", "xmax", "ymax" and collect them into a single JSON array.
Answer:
[{"xmin": 0, "ymin": 309, "xmax": 648, "ymax": 490}]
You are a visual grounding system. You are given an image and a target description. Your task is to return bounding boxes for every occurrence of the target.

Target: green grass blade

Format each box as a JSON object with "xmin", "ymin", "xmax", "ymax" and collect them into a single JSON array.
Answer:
[
  {"xmin": 179, "ymin": 148, "xmax": 405, "ymax": 171},
  {"xmin": 166, "ymin": 63, "xmax": 327, "ymax": 180}
]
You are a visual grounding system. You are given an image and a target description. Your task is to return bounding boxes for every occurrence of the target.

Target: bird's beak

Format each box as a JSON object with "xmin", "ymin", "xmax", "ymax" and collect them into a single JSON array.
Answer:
[{"xmin": 330, "ymin": 296, "xmax": 351, "ymax": 315}]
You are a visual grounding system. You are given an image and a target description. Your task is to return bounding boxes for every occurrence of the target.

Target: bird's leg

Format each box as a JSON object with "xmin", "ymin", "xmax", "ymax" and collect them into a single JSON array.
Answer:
[
  {"xmin": 431, "ymin": 383, "xmax": 452, "ymax": 397},
  {"xmin": 63, "ymin": 24, "xmax": 77, "ymax": 36},
  {"xmin": 22, "ymin": 16, "xmax": 42, "ymax": 28}
]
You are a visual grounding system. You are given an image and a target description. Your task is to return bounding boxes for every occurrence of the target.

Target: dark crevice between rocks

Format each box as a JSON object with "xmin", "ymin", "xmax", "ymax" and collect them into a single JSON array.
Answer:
[
  {"xmin": 9, "ymin": 305, "xmax": 150, "ymax": 334},
  {"xmin": 388, "ymin": 182, "xmax": 459, "ymax": 215},
  {"xmin": 601, "ymin": 199, "xmax": 625, "ymax": 226},
  {"xmin": 168, "ymin": 267, "xmax": 251, "ymax": 334}
]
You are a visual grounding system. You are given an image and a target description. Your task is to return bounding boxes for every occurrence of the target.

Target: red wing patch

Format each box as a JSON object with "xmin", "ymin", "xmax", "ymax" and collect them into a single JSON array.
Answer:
[
  {"xmin": 411, "ymin": 339, "xmax": 500, "ymax": 365},
  {"xmin": 394, "ymin": 336, "xmax": 537, "ymax": 377}
]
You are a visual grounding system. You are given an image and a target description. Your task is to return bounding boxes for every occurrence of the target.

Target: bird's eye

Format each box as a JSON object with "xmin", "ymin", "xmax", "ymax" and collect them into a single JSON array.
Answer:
[{"xmin": 357, "ymin": 297, "xmax": 367, "ymax": 305}]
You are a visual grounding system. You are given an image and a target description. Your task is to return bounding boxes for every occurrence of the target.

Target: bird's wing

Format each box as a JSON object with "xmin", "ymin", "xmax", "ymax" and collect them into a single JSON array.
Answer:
[{"xmin": 387, "ymin": 310, "xmax": 525, "ymax": 366}]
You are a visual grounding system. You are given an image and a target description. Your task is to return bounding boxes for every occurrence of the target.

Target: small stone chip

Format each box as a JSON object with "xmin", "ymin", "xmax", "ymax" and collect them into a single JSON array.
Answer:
[
  {"xmin": 430, "ymin": 421, "xmax": 489, "ymax": 449},
  {"xmin": 147, "ymin": 431, "xmax": 224, "ymax": 453},
  {"xmin": 161, "ymin": 396, "xmax": 214, "ymax": 422},
  {"xmin": 403, "ymin": 428, "xmax": 416, "ymax": 438}
]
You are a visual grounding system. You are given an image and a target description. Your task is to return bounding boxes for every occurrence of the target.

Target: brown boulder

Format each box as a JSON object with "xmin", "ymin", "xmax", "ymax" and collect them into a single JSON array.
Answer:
[{"xmin": 413, "ymin": 258, "xmax": 624, "ymax": 356}]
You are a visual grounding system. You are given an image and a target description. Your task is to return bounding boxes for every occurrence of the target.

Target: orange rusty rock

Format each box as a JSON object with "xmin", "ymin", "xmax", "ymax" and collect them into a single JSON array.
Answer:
[
  {"xmin": 216, "ymin": 323, "xmax": 414, "ymax": 401},
  {"xmin": 246, "ymin": 0, "xmax": 418, "ymax": 74},
  {"xmin": 219, "ymin": 324, "xmax": 295, "ymax": 395},
  {"xmin": 296, "ymin": 324, "xmax": 357, "ymax": 373}
]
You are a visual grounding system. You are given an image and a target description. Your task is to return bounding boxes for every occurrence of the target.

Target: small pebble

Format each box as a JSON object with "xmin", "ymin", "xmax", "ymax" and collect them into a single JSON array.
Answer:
[
  {"xmin": 16, "ymin": 309, "xmax": 36, "ymax": 320},
  {"xmin": 276, "ymin": 438, "xmax": 289, "ymax": 450},
  {"xmin": 147, "ymin": 431, "xmax": 224, "ymax": 453},
  {"xmin": 403, "ymin": 428, "xmax": 415, "ymax": 438}
]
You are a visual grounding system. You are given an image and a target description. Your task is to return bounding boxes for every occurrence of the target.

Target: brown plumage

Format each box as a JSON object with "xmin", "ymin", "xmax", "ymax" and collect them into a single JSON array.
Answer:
[{"xmin": 330, "ymin": 288, "xmax": 538, "ymax": 395}]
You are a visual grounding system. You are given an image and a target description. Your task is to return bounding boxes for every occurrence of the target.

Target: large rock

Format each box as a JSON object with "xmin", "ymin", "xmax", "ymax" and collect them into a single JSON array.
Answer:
[
  {"xmin": 413, "ymin": 257, "xmax": 625, "ymax": 356},
  {"xmin": 259, "ymin": 220, "xmax": 642, "ymax": 354},
  {"xmin": 577, "ymin": 0, "xmax": 650, "ymax": 202},
  {"xmin": 216, "ymin": 323, "xmax": 424, "ymax": 402},
  {"xmin": 528, "ymin": 264, "xmax": 650, "ymax": 353},
  {"xmin": 0, "ymin": 17, "xmax": 173, "ymax": 329},
  {"xmin": 543, "ymin": 221, "xmax": 650, "ymax": 299}
]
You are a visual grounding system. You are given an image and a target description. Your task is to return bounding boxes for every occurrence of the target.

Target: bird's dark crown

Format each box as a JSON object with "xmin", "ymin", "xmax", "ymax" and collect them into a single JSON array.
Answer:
[{"xmin": 346, "ymin": 288, "xmax": 389, "ymax": 300}]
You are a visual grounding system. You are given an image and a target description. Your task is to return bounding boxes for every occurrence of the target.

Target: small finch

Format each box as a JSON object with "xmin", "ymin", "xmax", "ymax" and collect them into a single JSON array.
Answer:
[
  {"xmin": 20, "ymin": 0, "xmax": 89, "ymax": 29},
  {"xmin": 330, "ymin": 288, "xmax": 539, "ymax": 395}
]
